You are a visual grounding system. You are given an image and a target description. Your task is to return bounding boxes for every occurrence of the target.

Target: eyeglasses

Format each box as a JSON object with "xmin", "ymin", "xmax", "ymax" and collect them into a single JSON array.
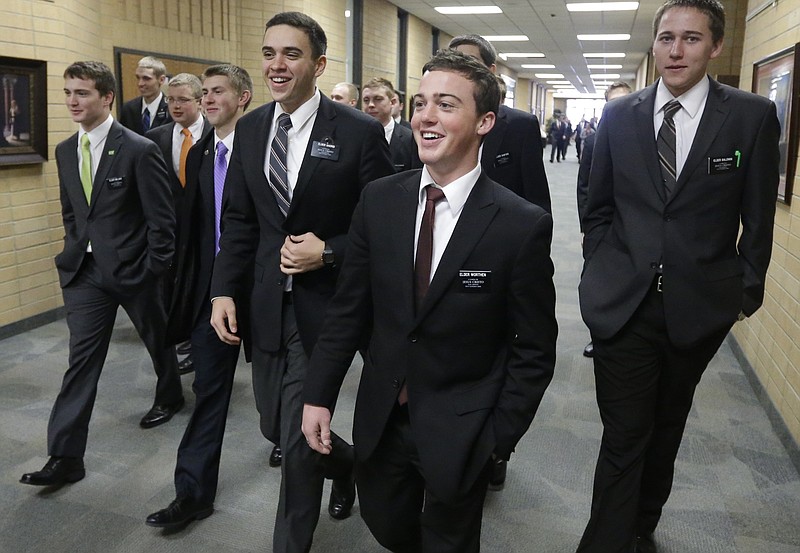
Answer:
[{"xmin": 166, "ymin": 96, "xmax": 199, "ymax": 105}]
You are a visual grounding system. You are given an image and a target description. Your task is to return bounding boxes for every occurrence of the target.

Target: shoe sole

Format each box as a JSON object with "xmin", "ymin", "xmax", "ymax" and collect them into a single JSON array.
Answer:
[{"xmin": 145, "ymin": 507, "xmax": 214, "ymax": 529}]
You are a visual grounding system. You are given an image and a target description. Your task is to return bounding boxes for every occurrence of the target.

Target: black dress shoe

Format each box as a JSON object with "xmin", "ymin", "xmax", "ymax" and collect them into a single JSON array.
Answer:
[
  {"xmin": 269, "ymin": 445, "xmax": 282, "ymax": 467},
  {"xmin": 633, "ymin": 533, "xmax": 657, "ymax": 553},
  {"xmin": 145, "ymin": 497, "xmax": 213, "ymax": 528},
  {"xmin": 488, "ymin": 458, "xmax": 507, "ymax": 491},
  {"xmin": 177, "ymin": 355, "xmax": 194, "ymax": 375},
  {"xmin": 328, "ymin": 472, "xmax": 356, "ymax": 520},
  {"xmin": 20, "ymin": 456, "xmax": 85, "ymax": 486},
  {"xmin": 140, "ymin": 397, "xmax": 185, "ymax": 429},
  {"xmin": 583, "ymin": 341, "xmax": 594, "ymax": 358},
  {"xmin": 176, "ymin": 341, "xmax": 192, "ymax": 355}
]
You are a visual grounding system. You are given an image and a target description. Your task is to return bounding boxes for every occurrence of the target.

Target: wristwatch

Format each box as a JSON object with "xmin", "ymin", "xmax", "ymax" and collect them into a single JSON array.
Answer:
[{"xmin": 322, "ymin": 244, "xmax": 335, "ymax": 267}]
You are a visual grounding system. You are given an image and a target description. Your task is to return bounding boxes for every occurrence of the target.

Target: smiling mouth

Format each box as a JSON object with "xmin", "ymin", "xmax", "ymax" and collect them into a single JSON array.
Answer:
[
  {"xmin": 421, "ymin": 132, "xmax": 443, "ymax": 140},
  {"xmin": 270, "ymin": 76, "xmax": 290, "ymax": 84}
]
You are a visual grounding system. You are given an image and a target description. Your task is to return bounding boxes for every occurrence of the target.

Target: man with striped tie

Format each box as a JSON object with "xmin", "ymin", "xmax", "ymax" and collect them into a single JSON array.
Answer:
[{"xmin": 577, "ymin": 1, "xmax": 780, "ymax": 552}]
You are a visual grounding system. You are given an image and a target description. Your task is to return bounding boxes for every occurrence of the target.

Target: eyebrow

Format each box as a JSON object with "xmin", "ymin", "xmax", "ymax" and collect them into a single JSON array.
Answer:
[
  {"xmin": 262, "ymin": 46, "xmax": 304, "ymax": 55},
  {"xmin": 413, "ymin": 92, "xmax": 463, "ymax": 103}
]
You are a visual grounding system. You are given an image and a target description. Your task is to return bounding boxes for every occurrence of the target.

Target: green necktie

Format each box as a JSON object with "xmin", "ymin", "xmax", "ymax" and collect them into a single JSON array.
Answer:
[{"xmin": 80, "ymin": 134, "xmax": 93, "ymax": 204}]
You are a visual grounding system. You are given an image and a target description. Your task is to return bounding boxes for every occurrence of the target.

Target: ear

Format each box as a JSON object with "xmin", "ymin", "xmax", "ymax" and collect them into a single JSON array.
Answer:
[
  {"xmin": 314, "ymin": 55, "xmax": 327, "ymax": 78},
  {"xmin": 103, "ymin": 91, "xmax": 115, "ymax": 108},
  {"xmin": 476, "ymin": 111, "xmax": 496, "ymax": 137},
  {"xmin": 709, "ymin": 37, "xmax": 724, "ymax": 60},
  {"xmin": 238, "ymin": 89, "xmax": 252, "ymax": 108},
  {"xmin": 159, "ymin": 75, "xmax": 167, "ymax": 85}
]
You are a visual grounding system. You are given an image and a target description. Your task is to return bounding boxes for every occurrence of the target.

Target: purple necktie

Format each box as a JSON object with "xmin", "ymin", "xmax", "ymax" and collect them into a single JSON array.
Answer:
[{"xmin": 214, "ymin": 141, "xmax": 228, "ymax": 255}]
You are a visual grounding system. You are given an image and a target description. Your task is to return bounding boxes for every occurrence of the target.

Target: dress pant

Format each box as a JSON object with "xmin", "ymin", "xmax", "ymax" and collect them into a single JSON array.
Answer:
[
  {"xmin": 251, "ymin": 296, "xmax": 352, "ymax": 553},
  {"xmin": 174, "ymin": 301, "xmax": 240, "ymax": 505},
  {"xmin": 48, "ymin": 255, "xmax": 182, "ymax": 458},
  {"xmin": 550, "ymin": 140, "xmax": 563, "ymax": 162},
  {"xmin": 577, "ymin": 281, "xmax": 730, "ymax": 552},
  {"xmin": 357, "ymin": 403, "xmax": 492, "ymax": 553}
]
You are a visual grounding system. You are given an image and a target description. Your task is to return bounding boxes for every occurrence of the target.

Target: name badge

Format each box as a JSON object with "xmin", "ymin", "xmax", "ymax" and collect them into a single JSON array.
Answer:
[
  {"xmin": 708, "ymin": 152, "xmax": 740, "ymax": 175},
  {"xmin": 458, "ymin": 270, "xmax": 491, "ymax": 293},
  {"xmin": 311, "ymin": 140, "xmax": 339, "ymax": 161},
  {"xmin": 106, "ymin": 176, "xmax": 125, "ymax": 189},
  {"xmin": 494, "ymin": 152, "xmax": 512, "ymax": 168}
]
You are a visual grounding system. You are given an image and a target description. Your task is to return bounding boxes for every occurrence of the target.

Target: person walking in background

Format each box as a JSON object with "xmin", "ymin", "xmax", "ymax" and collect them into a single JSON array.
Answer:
[{"xmin": 120, "ymin": 56, "xmax": 172, "ymax": 135}]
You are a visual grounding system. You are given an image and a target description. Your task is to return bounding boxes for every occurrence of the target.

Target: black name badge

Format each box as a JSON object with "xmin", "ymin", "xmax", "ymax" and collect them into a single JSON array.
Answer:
[
  {"xmin": 311, "ymin": 141, "xmax": 339, "ymax": 161},
  {"xmin": 106, "ymin": 176, "xmax": 125, "ymax": 189},
  {"xmin": 494, "ymin": 152, "xmax": 512, "ymax": 168},
  {"xmin": 708, "ymin": 155, "xmax": 735, "ymax": 175},
  {"xmin": 459, "ymin": 270, "xmax": 491, "ymax": 293}
]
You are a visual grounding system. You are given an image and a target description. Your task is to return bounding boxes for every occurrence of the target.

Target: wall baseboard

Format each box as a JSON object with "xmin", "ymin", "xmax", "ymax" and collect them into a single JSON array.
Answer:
[
  {"xmin": 727, "ymin": 333, "xmax": 800, "ymax": 474},
  {"xmin": 0, "ymin": 307, "xmax": 66, "ymax": 341}
]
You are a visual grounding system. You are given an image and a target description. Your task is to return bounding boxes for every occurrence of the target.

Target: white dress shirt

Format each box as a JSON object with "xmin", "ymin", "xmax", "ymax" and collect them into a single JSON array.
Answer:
[
  {"xmin": 653, "ymin": 76, "xmax": 709, "ymax": 178},
  {"xmin": 77, "ymin": 114, "xmax": 114, "ymax": 252},
  {"xmin": 171, "ymin": 115, "xmax": 205, "ymax": 177},
  {"xmin": 383, "ymin": 118, "xmax": 396, "ymax": 145},
  {"xmin": 414, "ymin": 163, "xmax": 481, "ymax": 282},
  {"xmin": 142, "ymin": 92, "xmax": 164, "ymax": 121}
]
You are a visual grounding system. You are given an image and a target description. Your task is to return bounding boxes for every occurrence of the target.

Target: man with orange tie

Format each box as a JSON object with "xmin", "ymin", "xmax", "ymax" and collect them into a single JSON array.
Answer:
[{"xmin": 147, "ymin": 73, "xmax": 212, "ymax": 374}]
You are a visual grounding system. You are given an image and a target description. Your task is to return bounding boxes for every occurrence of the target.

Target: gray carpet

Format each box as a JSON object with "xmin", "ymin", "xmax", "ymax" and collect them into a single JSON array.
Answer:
[{"xmin": 2, "ymin": 153, "xmax": 799, "ymax": 552}]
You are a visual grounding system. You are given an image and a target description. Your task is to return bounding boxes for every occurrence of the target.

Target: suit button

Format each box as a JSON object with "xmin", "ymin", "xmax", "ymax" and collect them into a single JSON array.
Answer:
[
  {"xmin": 409, "ymin": 335, "xmax": 418, "ymax": 343},
  {"xmin": 650, "ymin": 262, "xmax": 658, "ymax": 269},
  {"xmin": 277, "ymin": 278, "xmax": 284, "ymax": 286},
  {"xmin": 391, "ymin": 378, "xmax": 400, "ymax": 389},
  {"xmin": 664, "ymin": 214, "xmax": 672, "ymax": 222}
]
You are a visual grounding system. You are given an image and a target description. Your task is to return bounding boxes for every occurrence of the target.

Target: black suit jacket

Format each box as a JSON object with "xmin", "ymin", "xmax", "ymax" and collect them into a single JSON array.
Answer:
[
  {"xmin": 54, "ymin": 120, "xmax": 176, "ymax": 294},
  {"xmin": 120, "ymin": 96, "xmax": 172, "ymax": 135},
  {"xmin": 579, "ymin": 77, "xmax": 780, "ymax": 348},
  {"xmin": 304, "ymin": 171, "xmax": 557, "ymax": 503},
  {"xmin": 576, "ymin": 132, "xmax": 596, "ymax": 231},
  {"xmin": 210, "ymin": 93, "xmax": 395, "ymax": 356},
  {"xmin": 388, "ymin": 122, "xmax": 420, "ymax": 173},
  {"xmin": 482, "ymin": 105, "xmax": 551, "ymax": 213}
]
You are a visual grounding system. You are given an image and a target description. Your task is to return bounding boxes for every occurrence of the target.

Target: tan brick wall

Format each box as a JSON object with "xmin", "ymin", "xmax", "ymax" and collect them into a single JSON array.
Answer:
[
  {"xmin": 362, "ymin": 0, "xmax": 398, "ymax": 86},
  {"xmin": 733, "ymin": 0, "xmax": 800, "ymax": 445},
  {"xmin": 406, "ymin": 13, "xmax": 433, "ymax": 105}
]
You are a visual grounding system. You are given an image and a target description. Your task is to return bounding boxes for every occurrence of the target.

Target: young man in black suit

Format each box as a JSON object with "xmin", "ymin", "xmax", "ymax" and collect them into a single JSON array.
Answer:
[
  {"xmin": 145, "ymin": 64, "xmax": 254, "ymax": 529},
  {"xmin": 362, "ymin": 77, "xmax": 419, "ymax": 173},
  {"xmin": 330, "ymin": 82, "xmax": 359, "ymax": 107},
  {"xmin": 20, "ymin": 61, "xmax": 183, "ymax": 488},
  {"xmin": 208, "ymin": 12, "xmax": 394, "ymax": 553},
  {"xmin": 302, "ymin": 50, "xmax": 557, "ymax": 553},
  {"xmin": 120, "ymin": 56, "xmax": 172, "ymax": 135},
  {"xmin": 577, "ymin": 2, "xmax": 780, "ymax": 552}
]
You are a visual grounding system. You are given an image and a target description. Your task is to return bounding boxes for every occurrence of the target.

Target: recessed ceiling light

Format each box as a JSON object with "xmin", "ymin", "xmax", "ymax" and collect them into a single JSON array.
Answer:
[
  {"xmin": 483, "ymin": 35, "xmax": 529, "ymax": 41},
  {"xmin": 592, "ymin": 81, "xmax": 616, "ymax": 86},
  {"xmin": 566, "ymin": 2, "xmax": 639, "ymax": 11},
  {"xmin": 587, "ymin": 64, "xmax": 623, "ymax": 69},
  {"xmin": 535, "ymin": 73, "xmax": 564, "ymax": 78},
  {"xmin": 435, "ymin": 5, "xmax": 502, "ymax": 14},
  {"xmin": 584, "ymin": 53, "xmax": 626, "ymax": 58},
  {"xmin": 578, "ymin": 34, "xmax": 631, "ymax": 41},
  {"xmin": 521, "ymin": 64, "xmax": 556, "ymax": 69}
]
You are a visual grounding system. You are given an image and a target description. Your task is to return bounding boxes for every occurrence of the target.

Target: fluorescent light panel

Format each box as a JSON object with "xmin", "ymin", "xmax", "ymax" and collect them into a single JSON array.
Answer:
[
  {"xmin": 578, "ymin": 34, "xmax": 630, "ymax": 41},
  {"xmin": 546, "ymin": 80, "xmax": 571, "ymax": 84},
  {"xmin": 521, "ymin": 64, "xmax": 556, "ymax": 69},
  {"xmin": 483, "ymin": 35, "xmax": 529, "ymax": 41},
  {"xmin": 587, "ymin": 64, "xmax": 623, "ymax": 69},
  {"xmin": 435, "ymin": 6, "xmax": 502, "ymax": 14},
  {"xmin": 566, "ymin": 2, "xmax": 638, "ymax": 11},
  {"xmin": 499, "ymin": 52, "xmax": 545, "ymax": 58},
  {"xmin": 535, "ymin": 73, "xmax": 564, "ymax": 78},
  {"xmin": 590, "ymin": 73, "xmax": 620, "ymax": 79},
  {"xmin": 584, "ymin": 53, "xmax": 626, "ymax": 58}
]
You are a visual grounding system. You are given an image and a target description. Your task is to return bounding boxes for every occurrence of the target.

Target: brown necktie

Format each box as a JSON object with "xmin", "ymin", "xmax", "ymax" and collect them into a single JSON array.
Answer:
[{"xmin": 179, "ymin": 128, "xmax": 192, "ymax": 187}]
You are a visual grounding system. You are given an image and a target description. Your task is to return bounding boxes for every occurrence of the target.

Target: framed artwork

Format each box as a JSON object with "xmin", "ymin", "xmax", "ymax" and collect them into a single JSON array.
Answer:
[
  {"xmin": 0, "ymin": 56, "xmax": 48, "ymax": 166},
  {"xmin": 752, "ymin": 43, "xmax": 800, "ymax": 205}
]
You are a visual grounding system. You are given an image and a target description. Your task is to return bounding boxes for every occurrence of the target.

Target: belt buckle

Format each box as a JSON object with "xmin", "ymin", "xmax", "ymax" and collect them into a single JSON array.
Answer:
[{"xmin": 656, "ymin": 275, "xmax": 663, "ymax": 293}]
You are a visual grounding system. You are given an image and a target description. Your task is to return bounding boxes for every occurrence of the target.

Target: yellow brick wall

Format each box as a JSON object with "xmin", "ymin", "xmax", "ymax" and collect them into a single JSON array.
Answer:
[
  {"xmin": 733, "ymin": 0, "xmax": 800, "ymax": 444},
  {"xmin": 406, "ymin": 13, "xmax": 433, "ymax": 105},
  {"xmin": 362, "ymin": 0, "xmax": 398, "ymax": 86}
]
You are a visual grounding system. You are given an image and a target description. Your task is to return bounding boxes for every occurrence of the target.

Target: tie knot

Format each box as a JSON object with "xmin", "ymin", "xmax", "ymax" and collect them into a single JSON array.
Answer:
[
  {"xmin": 181, "ymin": 127, "xmax": 192, "ymax": 137},
  {"xmin": 216, "ymin": 141, "xmax": 228, "ymax": 157},
  {"xmin": 663, "ymin": 100, "xmax": 681, "ymax": 119},
  {"xmin": 425, "ymin": 185, "xmax": 445, "ymax": 203},
  {"xmin": 81, "ymin": 134, "xmax": 90, "ymax": 148},
  {"xmin": 278, "ymin": 113, "xmax": 292, "ymax": 131}
]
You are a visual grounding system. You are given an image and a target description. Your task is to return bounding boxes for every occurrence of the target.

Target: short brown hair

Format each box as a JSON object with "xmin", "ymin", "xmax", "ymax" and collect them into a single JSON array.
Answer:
[
  {"xmin": 362, "ymin": 77, "xmax": 396, "ymax": 99},
  {"xmin": 202, "ymin": 64, "xmax": 254, "ymax": 111},
  {"xmin": 653, "ymin": 0, "xmax": 725, "ymax": 45},
  {"xmin": 64, "ymin": 61, "xmax": 116, "ymax": 104},
  {"xmin": 422, "ymin": 49, "xmax": 500, "ymax": 117}
]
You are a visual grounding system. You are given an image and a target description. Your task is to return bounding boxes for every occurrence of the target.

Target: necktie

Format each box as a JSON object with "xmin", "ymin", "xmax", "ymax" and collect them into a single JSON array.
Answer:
[
  {"xmin": 142, "ymin": 108, "xmax": 151, "ymax": 132},
  {"xmin": 179, "ymin": 128, "xmax": 192, "ymax": 187},
  {"xmin": 214, "ymin": 142, "xmax": 228, "ymax": 255},
  {"xmin": 414, "ymin": 185, "xmax": 446, "ymax": 310},
  {"xmin": 268, "ymin": 113, "xmax": 293, "ymax": 217},
  {"xmin": 657, "ymin": 99, "xmax": 682, "ymax": 197},
  {"xmin": 80, "ymin": 134, "xmax": 92, "ymax": 204}
]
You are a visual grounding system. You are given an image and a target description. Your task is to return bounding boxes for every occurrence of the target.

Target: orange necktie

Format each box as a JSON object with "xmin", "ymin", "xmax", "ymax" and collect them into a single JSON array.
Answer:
[{"xmin": 179, "ymin": 128, "xmax": 192, "ymax": 187}]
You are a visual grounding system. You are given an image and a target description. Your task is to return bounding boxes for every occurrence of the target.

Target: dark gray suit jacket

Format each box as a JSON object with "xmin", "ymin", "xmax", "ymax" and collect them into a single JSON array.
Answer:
[{"xmin": 120, "ymin": 96, "xmax": 172, "ymax": 135}]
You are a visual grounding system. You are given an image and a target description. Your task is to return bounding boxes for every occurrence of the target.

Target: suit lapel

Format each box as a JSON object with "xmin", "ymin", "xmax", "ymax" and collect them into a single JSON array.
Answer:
[
  {"xmin": 415, "ymin": 174, "xmax": 498, "ymax": 323},
  {"xmin": 397, "ymin": 175, "xmax": 421, "ymax": 322},
  {"xmin": 632, "ymin": 85, "xmax": 666, "ymax": 203},
  {"xmin": 289, "ymin": 94, "xmax": 336, "ymax": 216},
  {"xmin": 669, "ymin": 79, "xmax": 730, "ymax": 202},
  {"xmin": 89, "ymin": 122, "xmax": 123, "ymax": 211}
]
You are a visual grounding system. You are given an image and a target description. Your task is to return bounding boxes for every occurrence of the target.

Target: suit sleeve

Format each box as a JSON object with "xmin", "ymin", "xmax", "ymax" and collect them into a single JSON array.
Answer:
[
  {"xmin": 581, "ymin": 107, "xmax": 616, "ymax": 261},
  {"xmin": 137, "ymin": 139, "xmax": 176, "ymax": 276},
  {"xmin": 738, "ymin": 100, "xmax": 780, "ymax": 315},
  {"xmin": 521, "ymin": 114, "xmax": 552, "ymax": 213},
  {"xmin": 304, "ymin": 187, "xmax": 374, "ymax": 410},
  {"xmin": 492, "ymin": 211, "xmax": 557, "ymax": 460},
  {"xmin": 576, "ymin": 134, "xmax": 595, "ymax": 232},
  {"xmin": 324, "ymin": 118, "xmax": 393, "ymax": 264},
  {"xmin": 55, "ymin": 145, "xmax": 78, "ymax": 247}
]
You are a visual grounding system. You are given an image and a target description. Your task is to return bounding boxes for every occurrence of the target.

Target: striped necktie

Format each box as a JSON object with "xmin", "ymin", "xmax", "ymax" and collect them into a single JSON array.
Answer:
[
  {"xmin": 657, "ymin": 100, "xmax": 682, "ymax": 198},
  {"xmin": 268, "ymin": 113, "xmax": 292, "ymax": 217},
  {"xmin": 214, "ymin": 142, "xmax": 228, "ymax": 255}
]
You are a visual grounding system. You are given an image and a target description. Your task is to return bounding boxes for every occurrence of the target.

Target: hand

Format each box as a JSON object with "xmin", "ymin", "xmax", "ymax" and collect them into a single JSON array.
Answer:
[
  {"xmin": 210, "ymin": 296, "xmax": 242, "ymax": 345},
  {"xmin": 302, "ymin": 404, "xmax": 332, "ymax": 455},
  {"xmin": 280, "ymin": 232, "xmax": 325, "ymax": 275}
]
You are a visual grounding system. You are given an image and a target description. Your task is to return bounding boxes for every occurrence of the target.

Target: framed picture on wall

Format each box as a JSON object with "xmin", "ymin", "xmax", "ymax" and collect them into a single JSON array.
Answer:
[
  {"xmin": 0, "ymin": 56, "xmax": 48, "ymax": 166},
  {"xmin": 752, "ymin": 43, "xmax": 800, "ymax": 205}
]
